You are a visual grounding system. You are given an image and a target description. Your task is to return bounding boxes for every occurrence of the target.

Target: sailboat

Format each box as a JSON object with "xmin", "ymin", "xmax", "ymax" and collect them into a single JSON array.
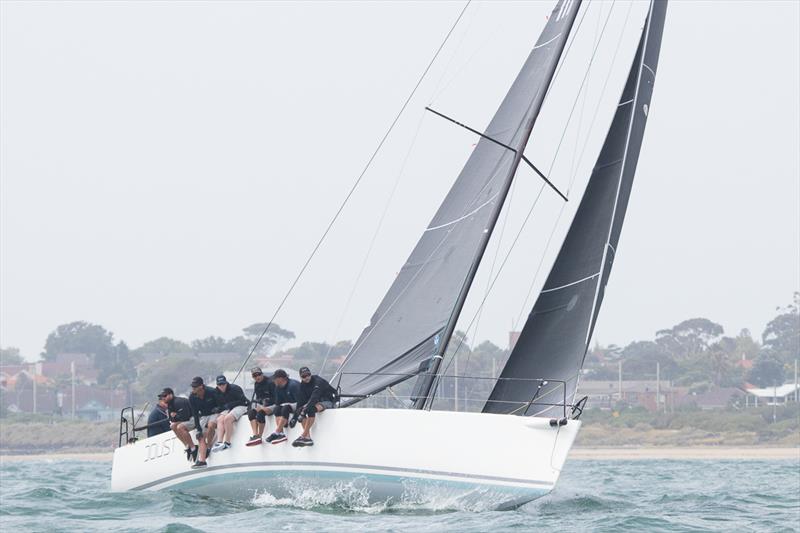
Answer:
[{"xmin": 111, "ymin": 0, "xmax": 667, "ymax": 510}]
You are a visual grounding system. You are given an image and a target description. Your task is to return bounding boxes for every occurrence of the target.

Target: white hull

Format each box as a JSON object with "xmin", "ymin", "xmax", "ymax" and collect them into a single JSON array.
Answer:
[{"xmin": 111, "ymin": 408, "xmax": 580, "ymax": 510}]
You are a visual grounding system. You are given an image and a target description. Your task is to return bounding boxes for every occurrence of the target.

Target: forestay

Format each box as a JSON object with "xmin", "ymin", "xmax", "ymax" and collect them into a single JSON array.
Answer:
[
  {"xmin": 335, "ymin": 0, "xmax": 582, "ymax": 400},
  {"xmin": 484, "ymin": 0, "xmax": 668, "ymax": 416}
]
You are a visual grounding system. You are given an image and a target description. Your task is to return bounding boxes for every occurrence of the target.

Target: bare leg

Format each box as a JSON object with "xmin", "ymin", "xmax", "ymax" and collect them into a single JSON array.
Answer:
[
  {"xmin": 215, "ymin": 415, "xmax": 227, "ymax": 444},
  {"xmin": 172, "ymin": 423, "xmax": 194, "ymax": 450},
  {"xmin": 224, "ymin": 414, "xmax": 235, "ymax": 442},
  {"xmin": 249, "ymin": 416, "xmax": 258, "ymax": 436},
  {"xmin": 301, "ymin": 417, "xmax": 314, "ymax": 438},
  {"xmin": 275, "ymin": 417, "xmax": 287, "ymax": 434}
]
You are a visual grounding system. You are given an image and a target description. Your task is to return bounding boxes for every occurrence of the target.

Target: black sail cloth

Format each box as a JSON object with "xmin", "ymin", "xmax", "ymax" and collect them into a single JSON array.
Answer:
[
  {"xmin": 484, "ymin": 0, "xmax": 668, "ymax": 416},
  {"xmin": 334, "ymin": 0, "xmax": 583, "ymax": 400}
]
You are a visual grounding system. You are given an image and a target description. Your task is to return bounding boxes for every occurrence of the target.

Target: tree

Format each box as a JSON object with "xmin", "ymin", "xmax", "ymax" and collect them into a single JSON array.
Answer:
[
  {"xmin": 761, "ymin": 292, "xmax": 800, "ymax": 365},
  {"xmin": 240, "ymin": 322, "xmax": 295, "ymax": 356},
  {"xmin": 0, "ymin": 347, "xmax": 24, "ymax": 366},
  {"xmin": 655, "ymin": 318, "xmax": 724, "ymax": 360},
  {"xmin": 133, "ymin": 337, "xmax": 191, "ymax": 356},
  {"xmin": 620, "ymin": 341, "xmax": 679, "ymax": 380},
  {"xmin": 42, "ymin": 321, "xmax": 115, "ymax": 361},
  {"xmin": 747, "ymin": 353, "xmax": 786, "ymax": 387},
  {"xmin": 190, "ymin": 336, "xmax": 230, "ymax": 353}
]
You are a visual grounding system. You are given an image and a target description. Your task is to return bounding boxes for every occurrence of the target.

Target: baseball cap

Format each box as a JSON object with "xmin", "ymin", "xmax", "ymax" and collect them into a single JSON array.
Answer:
[
  {"xmin": 190, "ymin": 376, "xmax": 204, "ymax": 388},
  {"xmin": 160, "ymin": 387, "xmax": 174, "ymax": 397},
  {"xmin": 216, "ymin": 375, "xmax": 228, "ymax": 386},
  {"xmin": 250, "ymin": 367, "xmax": 263, "ymax": 376}
]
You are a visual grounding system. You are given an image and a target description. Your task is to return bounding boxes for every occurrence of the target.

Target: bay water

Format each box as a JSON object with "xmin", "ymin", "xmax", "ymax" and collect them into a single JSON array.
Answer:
[{"xmin": 1, "ymin": 457, "xmax": 798, "ymax": 532}]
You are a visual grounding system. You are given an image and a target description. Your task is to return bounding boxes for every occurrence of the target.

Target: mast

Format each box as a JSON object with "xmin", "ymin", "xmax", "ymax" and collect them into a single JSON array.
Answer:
[
  {"xmin": 335, "ymin": 0, "xmax": 581, "ymax": 404},
  {"xmin": 412, "ymin": 0, "xmax": 582, "ymax": 409}
]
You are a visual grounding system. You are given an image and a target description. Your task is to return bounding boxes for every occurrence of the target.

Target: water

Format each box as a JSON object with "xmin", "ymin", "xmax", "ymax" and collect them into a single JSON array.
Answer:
[{"xmin": 1, "ymin": 458, "xmax": 798, "ymax": 532}]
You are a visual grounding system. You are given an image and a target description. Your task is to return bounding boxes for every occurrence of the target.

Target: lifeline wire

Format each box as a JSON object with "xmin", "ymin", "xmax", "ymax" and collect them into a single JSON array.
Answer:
[{"xmin": 234, "ymin": 0, "xmax": 473, "ymax": 381}]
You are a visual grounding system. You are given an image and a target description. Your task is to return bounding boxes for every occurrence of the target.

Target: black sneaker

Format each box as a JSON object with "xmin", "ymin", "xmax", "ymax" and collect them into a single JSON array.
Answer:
[
  {"xmin": 265, "ymin": 432, "xmax": 287, "ymax": 444},
  {"xmin": 303, "ymin": 437, "xmax": 314, "ymax": 447},
  {"xmin": 192, "ymin": 461, "xmax": 207, "ymax": 469},
  {"xmin": 246, "ymin": 435, "xmax": 262, "ymax": 447},
  {"xmin": 292, "ymin": 436, "xmax": 305, "ymax": 447}
]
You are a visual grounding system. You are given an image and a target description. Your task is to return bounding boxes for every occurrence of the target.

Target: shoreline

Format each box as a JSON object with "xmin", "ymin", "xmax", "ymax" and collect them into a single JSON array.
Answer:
[{"xmin": 1, "ymin": 447, "xmax": 797, "ymax": 462}]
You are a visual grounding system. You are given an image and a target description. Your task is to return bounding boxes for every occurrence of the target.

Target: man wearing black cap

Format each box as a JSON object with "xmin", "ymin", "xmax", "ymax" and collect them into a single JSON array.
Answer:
[
  {"xmin": 211, "ymin": 375, "xmax": 249, "ymax": 452},
  {"xmin": 263, "ymin": 369, "xmax": 301, "ymax": 444},
  {"xmin": 164, "ymin": 387, "xmax": 198, "ymax": 462},
  {"xmin": 188, "ymin": 376, "xmax": 223, "ymax": 468},
  {"xmin": 246, "ymin": 367, "xmax": 275, "ymax": 446},
  {"xmin": 292, "ymin": 367, "xmax": 337, "ymax": 447},
  {"xmin": 146, "ymin": 392, "xmax": 171, "ymax": 438}
]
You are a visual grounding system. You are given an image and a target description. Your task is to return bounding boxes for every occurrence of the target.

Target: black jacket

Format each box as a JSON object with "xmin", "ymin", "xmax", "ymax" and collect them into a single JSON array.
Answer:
[
  {"xmin": 273, "ymin": 378, "xmax": 301, "ymax": 405},
  {"xmin": 147, "ymin": 405, "xmax": 170, "ymax": 437},
  {"xmin": 167, "ymin": 396, "xmax": 192, "ymax": 422},
  {"xmin": 251, "ymin": 377, "xmax": 275, "ymax": 405},
  {"xmin": 298, "ymin": 375, "xmax": 337, "ymax": 408},
  {"xmin": 218, "ymin": 383, "xmax": 248, "ymax": 411},
  {"xmin": 189, "ymin": 385, "xmax": 222, "ymax": 430}
]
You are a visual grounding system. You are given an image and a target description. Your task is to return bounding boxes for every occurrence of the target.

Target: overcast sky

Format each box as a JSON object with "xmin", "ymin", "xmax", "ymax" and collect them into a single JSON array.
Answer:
[{"xmin": 2, "ymin": 0, "xmax": 798, "ymax": 361}]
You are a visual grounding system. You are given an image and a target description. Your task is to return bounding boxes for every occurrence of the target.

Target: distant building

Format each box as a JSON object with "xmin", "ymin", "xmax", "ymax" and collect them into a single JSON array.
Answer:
[
  {"xmin": 743, "ymin": 383, "xmax": 800, "ymax": 407},
  {"xmin": 577, "ymin": 380, "xmax": 675, "ymax": 411}
]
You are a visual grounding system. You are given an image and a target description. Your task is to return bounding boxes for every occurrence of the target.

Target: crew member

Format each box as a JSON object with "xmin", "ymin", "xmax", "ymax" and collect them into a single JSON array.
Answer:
[
  {"xmin": 164, "ymin": 387, "xmax": 197, "ymax": 462},
  {"xmin": 292, "ymin": 366, "xmax": 337, "ymax": 447},
  {"xmin": 146, "ymin": 391, "xmax": 170, "ymax": 437},
  {"xmin": 188, "ymin": 376, "xmax": 222, "ymax": 468},
  {"xmin": 264, "ymin": 369, "xmax": 300, "ymax": 444},
  {"xmin": 246, "ymin": 367, "xmax": 275, "ymax": 446},
  {"xmin": 211, "ymin": 375, "xmax": 249, "ymax": 452}
]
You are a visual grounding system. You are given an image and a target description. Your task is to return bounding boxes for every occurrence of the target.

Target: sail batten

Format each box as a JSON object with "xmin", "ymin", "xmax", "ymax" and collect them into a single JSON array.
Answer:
[
  {"xmin": 483, "ymin": 0, "xmax": 668, "ymax": 416},
  {"xmin": 335, "ymin": 0, "xmax": 583, "ymax": 401}
]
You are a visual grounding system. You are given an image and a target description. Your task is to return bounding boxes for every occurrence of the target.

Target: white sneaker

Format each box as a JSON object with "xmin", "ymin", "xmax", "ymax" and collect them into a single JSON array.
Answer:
[{"xmin": 211, "ymin": 442, "xmax": 225, "ymax": 452}]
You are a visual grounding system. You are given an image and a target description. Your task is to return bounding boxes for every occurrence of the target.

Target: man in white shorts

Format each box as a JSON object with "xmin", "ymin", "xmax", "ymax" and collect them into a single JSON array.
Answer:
[
  {"xmin": 211, "ymin": 375, "xmax": 249, "ymax": 452},
  {"xmin": 188, "ymin": 376, "xmax": 223, "ymax": 468}
]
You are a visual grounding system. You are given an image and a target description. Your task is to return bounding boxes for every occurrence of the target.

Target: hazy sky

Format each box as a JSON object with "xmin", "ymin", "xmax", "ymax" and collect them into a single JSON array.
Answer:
[{"xmin": 2, "ymin": 1, "xmax": 798, "ymax": 361}]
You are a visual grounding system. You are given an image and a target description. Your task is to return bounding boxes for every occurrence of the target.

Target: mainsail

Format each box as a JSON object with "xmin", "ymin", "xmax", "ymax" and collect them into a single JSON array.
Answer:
[
  {"xmin": 484, "ymin": 0, "xmax": 668, "ymax": 416},
  {"xmin": 335, "ymin": 0, "xmax": 582, "ymax": 400}
]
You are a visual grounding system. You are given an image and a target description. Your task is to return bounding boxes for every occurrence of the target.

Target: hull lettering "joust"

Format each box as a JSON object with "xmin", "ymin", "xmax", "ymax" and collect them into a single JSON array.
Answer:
[{"xmin": 144, "ymin": 436, "xmax": 177, "ymax": 463}]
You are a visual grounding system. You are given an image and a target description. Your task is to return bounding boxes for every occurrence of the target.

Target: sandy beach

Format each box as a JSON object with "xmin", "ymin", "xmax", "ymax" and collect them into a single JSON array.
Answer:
[{"xmin": 1, "ymin": 447, "xmax": 798, "ymax": 463}]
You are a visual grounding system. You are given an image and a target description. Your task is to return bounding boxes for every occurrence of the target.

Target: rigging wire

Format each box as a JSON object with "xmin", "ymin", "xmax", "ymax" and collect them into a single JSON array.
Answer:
[
  {"xmin": 512, "ymin": 0, "xmax": 633, "ymax": 332},
  {"xmin": 233, "ymin": 0, "xmax": 473, "ymax": 381},
  {"xmin": 434, "ymin": 0, "xmax": 621, "ymax": 396},
  {"xmin": 319, "ymin": 111, "xmax": 429, "ymax": 377}
]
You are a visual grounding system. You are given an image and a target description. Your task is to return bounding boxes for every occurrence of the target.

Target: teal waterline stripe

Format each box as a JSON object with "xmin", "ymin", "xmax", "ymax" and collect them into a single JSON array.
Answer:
[
  {"xmin": 132, "ymin": 461, "xmax": 553, "ymax": 491},
  {"xmin": 168, "ymin": 468, "xmax": 550, "ymax": 498}
]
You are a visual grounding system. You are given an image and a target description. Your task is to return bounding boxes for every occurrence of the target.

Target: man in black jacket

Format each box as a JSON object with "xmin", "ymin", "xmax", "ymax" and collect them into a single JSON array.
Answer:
[
  {"xmin": 264, "ymin": 369, "xmax": 301, "ymax": 445},
  {"xmin": 146, "ymin": 392, "xmax": 170, "ymax": 438},
  {"xmin": 164, "ymin": 387, "xmax": 197, "ymax": 462},
  {"xmin": 188, "ymin": 376, "xmax": 223, "ymax": 468},
  {"xmin": 246, "ymin": 367, "xmax": 275, "ymax": 446},
  {"xmin": 211, "ymin": 375, "xmax": 248, "ymax": 452},
  {"xmin": 291, "ymin": 366, "xmax": 337, "ymax": 447}
]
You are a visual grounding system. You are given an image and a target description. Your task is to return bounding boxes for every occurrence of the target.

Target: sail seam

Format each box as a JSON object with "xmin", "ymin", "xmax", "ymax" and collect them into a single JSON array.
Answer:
[
  {"xmin": 425, "ymin": 193, "xmax": 499, "ymax": 231},
  {"xmin": 618, "ymin": 98, "xmax": 633, "ymax": 106},
  {"xmin": 540, "ymin": 271, "xmax": 600, "ymax": 293},
  {"xmin": 533, "ymin": 33, "xmax": 562, "ymax": 50}
]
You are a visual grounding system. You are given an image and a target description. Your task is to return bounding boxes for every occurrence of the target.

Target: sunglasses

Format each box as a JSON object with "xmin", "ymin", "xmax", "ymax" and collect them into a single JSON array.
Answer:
[{"xmin": 251, "ymin": 373, "xmax": 262, "ymax": 377}]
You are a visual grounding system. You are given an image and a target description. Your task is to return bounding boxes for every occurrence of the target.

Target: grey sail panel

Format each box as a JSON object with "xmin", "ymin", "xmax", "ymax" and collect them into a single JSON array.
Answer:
[
  {"xmin": 335, "ymin": 0, "xmax": 582, "ymax": 400},
  {"xmin": 483, "ymin": 0, "xmax": 667, "ymax": 416}
]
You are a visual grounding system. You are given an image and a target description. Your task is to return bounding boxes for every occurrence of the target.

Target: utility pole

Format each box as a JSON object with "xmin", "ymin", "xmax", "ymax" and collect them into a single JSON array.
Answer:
[
  {"xmin": 454, "ymin": 355, "xmax": 459, "ymax": 412},
  {"xmin": 71, "ymin": 361, "xmax": 76, "ymax": 418},
  {"xmin": 32, "ymin": 364, "xmax": 37, "ymax": 415},
  {"xmin": 656, "ymin": 361, "xmax": 660, "ymax": 412}
]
